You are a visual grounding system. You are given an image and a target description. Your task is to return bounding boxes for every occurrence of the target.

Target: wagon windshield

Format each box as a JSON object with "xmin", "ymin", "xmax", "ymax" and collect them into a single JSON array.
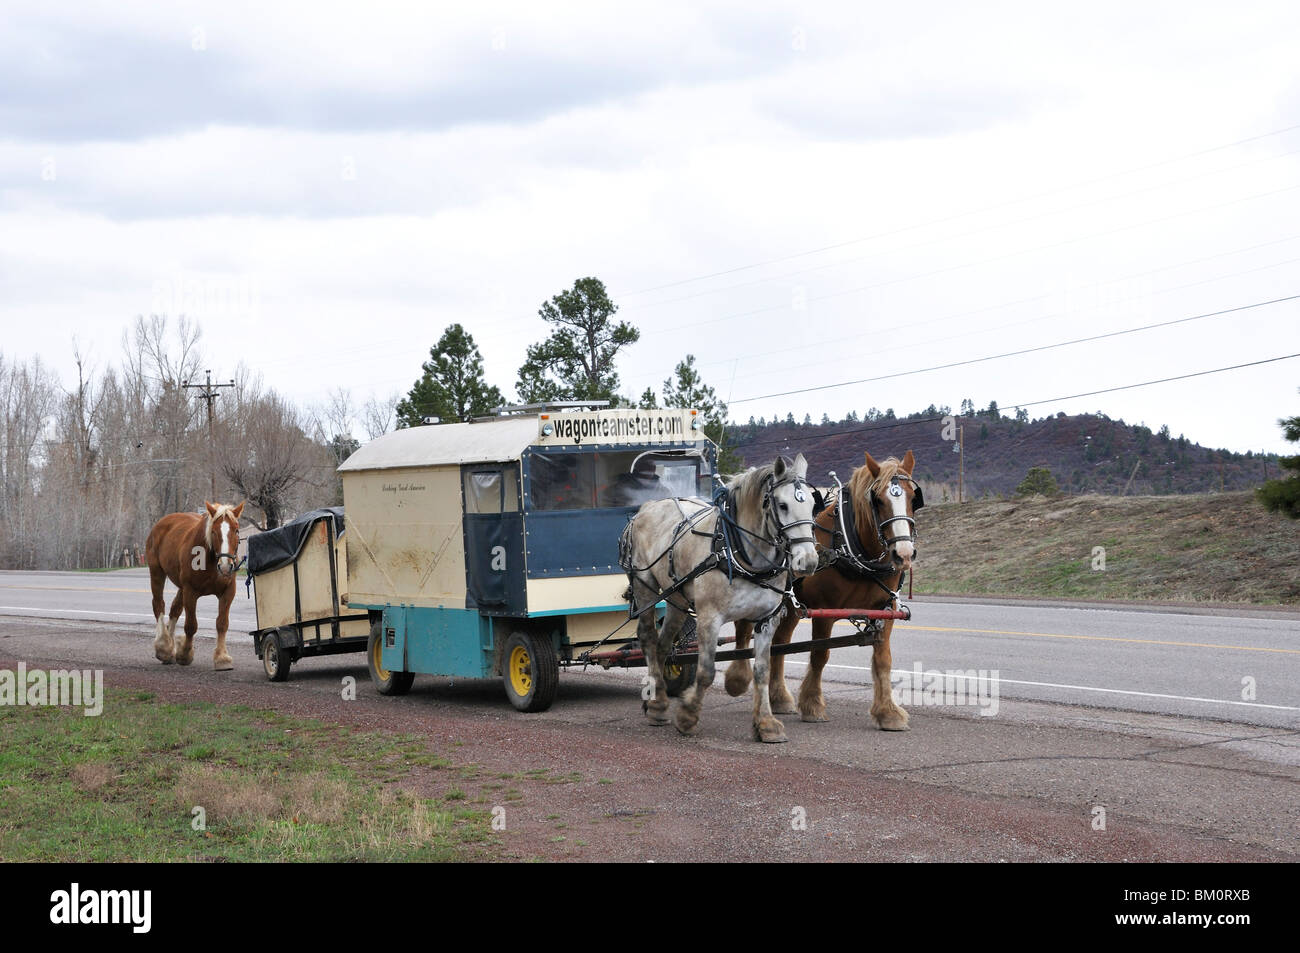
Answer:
[{"xmin": 527, "ymin": 450, "xmax": 711, "ymax": 511}]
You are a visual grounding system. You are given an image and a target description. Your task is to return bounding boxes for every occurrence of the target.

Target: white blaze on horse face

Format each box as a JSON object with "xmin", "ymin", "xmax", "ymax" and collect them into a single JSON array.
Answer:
[
  {"xmin": 219, "ymin": 518, "xmax": 232, "ymax": 575},
  {"xmin": 887, "ymin": 488, "xmax": 914, "ymax": 568}
]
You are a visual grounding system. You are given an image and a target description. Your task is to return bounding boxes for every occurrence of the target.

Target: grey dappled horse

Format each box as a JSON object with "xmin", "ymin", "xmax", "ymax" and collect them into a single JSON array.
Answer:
[{"xmin": 620, "ymin": 454, "xmax": 819, "ymax": 743}]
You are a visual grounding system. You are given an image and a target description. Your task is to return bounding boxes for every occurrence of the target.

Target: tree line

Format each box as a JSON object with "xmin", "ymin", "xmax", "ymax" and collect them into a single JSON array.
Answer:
[
  {"xmin": 1, "ymin": 276, "xmax": 745, "ymax": 570},
  {"xmin": 0, "ymin": 316, "xmax": 399, "ymax": 570}
]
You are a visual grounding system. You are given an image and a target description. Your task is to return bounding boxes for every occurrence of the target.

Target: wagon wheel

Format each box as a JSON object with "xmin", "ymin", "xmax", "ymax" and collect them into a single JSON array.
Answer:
[
  {"xmin": 663, "ymin": 616, "xmax": 697, "ymax": 698},
  {"xmin": 502, "ymin": 631, "xmax": 559, "ymax": 713},
  {"xmin": 262, "ymin": 630, "xmax": 291, "ymax": 683},
  {"xmin": 368, "ymin": 622, "xmax": 414, "ymax": 696}
]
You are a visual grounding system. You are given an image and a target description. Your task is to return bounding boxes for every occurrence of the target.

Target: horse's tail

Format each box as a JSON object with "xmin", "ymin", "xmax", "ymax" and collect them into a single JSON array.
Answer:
[{"xmin": 617, "ymin": 514, "xmax": 637, "ymax": 577}]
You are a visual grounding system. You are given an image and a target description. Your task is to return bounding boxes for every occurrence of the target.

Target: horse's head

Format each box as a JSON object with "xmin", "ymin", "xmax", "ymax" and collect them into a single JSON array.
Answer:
[
  {"xmin": 859, "ymin": 450, "xmax": 923, "ymax": 572},
  {"xmin": 767, "ymin": 453, "xmax": 819, "ymax": 577},
  {"xmin": 204, "ymin": 501, "xmax": 245, "ymax": 578}
]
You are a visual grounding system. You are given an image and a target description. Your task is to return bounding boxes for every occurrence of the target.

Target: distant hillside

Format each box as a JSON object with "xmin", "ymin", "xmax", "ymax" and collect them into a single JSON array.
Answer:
[
  {"xmin": 908, "ymin": 491, "xmax": 1300, "ymax": 606},
  {"xmin": 728, "ymin": 409, "xmax": 1281, "ymax": 501}
]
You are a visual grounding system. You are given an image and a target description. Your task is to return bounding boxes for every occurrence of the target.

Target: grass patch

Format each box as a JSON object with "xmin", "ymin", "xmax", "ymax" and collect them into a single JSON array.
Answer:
[
  {"xmin": 913, "ymin": 492, "xmax": 1300, "ymax": 604},
  {"xmin": 0, "ymin": 689, "xmax": 498, "ymax": 862}
]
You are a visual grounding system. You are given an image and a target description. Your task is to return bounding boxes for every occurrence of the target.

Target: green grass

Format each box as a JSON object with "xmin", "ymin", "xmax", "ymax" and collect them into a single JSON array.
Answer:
[
  {"xmin": 913, "ymin": 491, "xmax": 1300, "ymax": 604},
  {"xmin": 0, "ymin": 690, "xmax": 497, "ymax": 862}
]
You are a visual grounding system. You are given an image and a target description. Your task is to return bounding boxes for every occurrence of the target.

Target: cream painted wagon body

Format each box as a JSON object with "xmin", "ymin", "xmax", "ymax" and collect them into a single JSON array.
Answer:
[
  {"xmin": 272, "ymin": 404, "xmax": 715, "ymax": 711},
  {"xmin": 247, "ymin": 507, "xmax": 372, "ymax": 681}
]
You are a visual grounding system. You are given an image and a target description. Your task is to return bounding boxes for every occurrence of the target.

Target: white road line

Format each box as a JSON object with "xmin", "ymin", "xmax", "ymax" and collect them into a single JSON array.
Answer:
[
  {"xmin": 0, "ymin": 606, "xmax": 156, "ymax": 618},
  {"xmin": 780, "ymin": 660, "xmax": 1300, "ymax": 712}
]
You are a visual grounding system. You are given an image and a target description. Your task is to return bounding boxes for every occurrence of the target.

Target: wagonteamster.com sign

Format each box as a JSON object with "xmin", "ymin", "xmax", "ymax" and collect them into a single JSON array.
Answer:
[{"xmin": 537, "ymin": 410, "xmax": 696, "ymax": 446}]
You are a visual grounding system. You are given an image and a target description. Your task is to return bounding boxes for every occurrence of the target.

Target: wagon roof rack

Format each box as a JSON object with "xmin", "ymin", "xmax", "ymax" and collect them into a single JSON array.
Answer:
[{"xmin": 477, "ymin": 400, "xmax": 611, "ymax": 421}]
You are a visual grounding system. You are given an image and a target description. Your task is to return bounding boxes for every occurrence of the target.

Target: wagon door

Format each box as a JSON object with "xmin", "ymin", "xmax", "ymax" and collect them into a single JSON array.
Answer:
[{"xmin": 461, "ymin": 464, "xmax": 526, "ymax": 615}]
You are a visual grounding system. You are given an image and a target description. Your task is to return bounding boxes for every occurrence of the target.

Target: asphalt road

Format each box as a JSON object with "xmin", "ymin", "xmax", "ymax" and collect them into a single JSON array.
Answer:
[{"xmin": 2, "ymin": 568, "xmax": 1297, "ymax": 728}]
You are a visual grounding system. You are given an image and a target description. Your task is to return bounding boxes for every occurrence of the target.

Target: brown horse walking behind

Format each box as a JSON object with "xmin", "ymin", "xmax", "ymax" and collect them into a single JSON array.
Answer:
[
  {"xmin": 146, "ymin": 502, "xmax": 245, "ymax": 670},
  {"xmin": 724, "ymin": 451, "xmax": 922, "ymax": 730}
]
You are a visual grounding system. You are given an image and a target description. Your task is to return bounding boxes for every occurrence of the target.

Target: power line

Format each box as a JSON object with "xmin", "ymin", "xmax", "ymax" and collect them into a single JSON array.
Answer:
[
  {"xmin": 626, "ymin": 143, "xmax": 1300, "ymax": 312},
  {"xmin": 621, "ymin": 121, "xmax": 1300, "ymax": 297},
  {"xmin": 698, "ymin": 248, "xmax": 1300, "ymax": 393},
  {"xmin": 737, "ymin": 352, "xmax": 1300, "ymax": 452},
  {"xmin": 729, "ymin": 294, "xmax": 1300, "ymax": 406},
  {"xmin": 642, "ymin": 181, "xmax": 1300, "ymax": 341}
]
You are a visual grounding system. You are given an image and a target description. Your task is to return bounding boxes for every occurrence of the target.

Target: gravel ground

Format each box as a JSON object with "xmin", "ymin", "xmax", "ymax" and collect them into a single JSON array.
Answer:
[{"xmin": 2, "ymin": 616, "xmax": 1296, "ymax": 862}]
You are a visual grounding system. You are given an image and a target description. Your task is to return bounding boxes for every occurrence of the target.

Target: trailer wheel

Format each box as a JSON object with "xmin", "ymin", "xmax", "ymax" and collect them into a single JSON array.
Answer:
[
  {"xmin": 369, "ymin": 623, "xmax": 413, "ymax": 696},
  {"xmin": 663, "ymin": 616, "xmax": 697, "ymax": 697},
  {"xmin": 262, "ymin": 630, "xmax": 291, "ymax": 682},
  {"xmin": 502, "ymin": 631, "xmax": 558, "ymax": 713},
  {"xmin": 663, "ymin": 659, "xmax": 696, "ymax": 697}
]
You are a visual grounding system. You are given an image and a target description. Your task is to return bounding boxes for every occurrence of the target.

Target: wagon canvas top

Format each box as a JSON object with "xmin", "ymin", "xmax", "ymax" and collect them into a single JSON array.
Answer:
[{"xmin": 338, "ymin": 409, "xmax": 701, "ymax": 472}]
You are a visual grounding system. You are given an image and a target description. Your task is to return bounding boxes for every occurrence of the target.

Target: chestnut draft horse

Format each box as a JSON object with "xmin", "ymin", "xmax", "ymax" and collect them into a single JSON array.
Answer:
[
  {"xmin": 145, "ymin": 501, "xmax": 245, "ymax": 671},
  {"xmin": 724, "ymin": 451, "xmax": 922, "ymax": 730}
]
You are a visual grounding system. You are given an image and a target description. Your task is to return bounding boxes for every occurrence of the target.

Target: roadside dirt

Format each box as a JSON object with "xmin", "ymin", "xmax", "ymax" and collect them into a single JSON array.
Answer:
[{"xmin": 2, "ymin": 617, "xmax": 1296, "ymax": 862}]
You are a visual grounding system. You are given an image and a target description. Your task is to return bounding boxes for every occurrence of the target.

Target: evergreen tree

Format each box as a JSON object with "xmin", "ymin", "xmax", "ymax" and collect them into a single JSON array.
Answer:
[
  {"xmin": 396, "ymin": 324, "xmax": 504, "ymax": 427},
  {"xmin": 660, "ymin": 354, "xmax": 741, "ymax": 472},
  {"xmin": 516, "ymin": 277, "xmax": 638, "ymax": 404},
  {"xmin": 1257, "ymin": 400, "xmax": 1300, "ymax": 518}
]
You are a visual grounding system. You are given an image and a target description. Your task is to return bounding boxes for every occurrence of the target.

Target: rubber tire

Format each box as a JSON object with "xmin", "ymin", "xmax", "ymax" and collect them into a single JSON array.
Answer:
[
  {"xmin": 368, "ymin": 622, "xmax": 414, "ymax": 696},
  {"xmin": 262, "ymin": 630, "xmax": 291, "ymax": 683},
  {"xmin": 502, "ymin": 630, "xmax": 559, "ymax": 713},
  {"xmin": 663, "ymin": 617, "xmax": 697, "ymax": 698}
]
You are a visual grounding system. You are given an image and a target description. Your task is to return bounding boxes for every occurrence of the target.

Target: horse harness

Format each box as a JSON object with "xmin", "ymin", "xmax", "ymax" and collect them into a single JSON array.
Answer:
[
  {"xmin": 621, "ymin": 469, "xmax": 816, "ymax": 624},
  {"xmin": 812, "ymin": 472, "xmax": 923, "ymax": 601}
]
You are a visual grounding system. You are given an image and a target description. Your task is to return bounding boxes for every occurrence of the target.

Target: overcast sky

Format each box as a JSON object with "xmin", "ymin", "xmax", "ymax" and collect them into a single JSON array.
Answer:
[{"xmin": 3, "ymin": 0, "xmax": 1298, "ymax": 455}]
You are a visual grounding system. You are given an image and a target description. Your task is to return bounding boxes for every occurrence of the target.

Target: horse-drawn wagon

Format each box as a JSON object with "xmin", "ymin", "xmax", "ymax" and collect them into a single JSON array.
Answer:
[
  {"xmin": 246, "ymin": 401, "xmax": 924, "ymax": 739},
  {"xmin": 250, "ymin": 402, "xmax": 717, "ymax": 711}
]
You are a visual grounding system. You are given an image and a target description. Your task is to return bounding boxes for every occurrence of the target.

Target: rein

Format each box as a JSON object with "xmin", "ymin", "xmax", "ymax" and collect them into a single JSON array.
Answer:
[
  {"xmin": 620, "ymin": 466, "xmax": 814, "ymax": 622},
  {"xmin": 818, "ymin": 469, "xmax": 922, "ymax": 602}
]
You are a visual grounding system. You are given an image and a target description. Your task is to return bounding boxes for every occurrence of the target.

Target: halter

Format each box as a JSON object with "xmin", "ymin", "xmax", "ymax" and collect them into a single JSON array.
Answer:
[
  {"xmin": 869, "ymin": 474, "xmax": 923, "ymax": 551},
  {"xmin": 207, "ymin": 511, "xmax": 243, "ymax": 574},
  {"xmin": 758, "ymin": 470, "xmax": 818, "ymax": 555},
  {"xmin": 822, "ymin": 468, "xmax": 922, "ymax": 590},
  {"xmin": 618, "ymin": 462, "xmax": 816, "ymax": 622}
]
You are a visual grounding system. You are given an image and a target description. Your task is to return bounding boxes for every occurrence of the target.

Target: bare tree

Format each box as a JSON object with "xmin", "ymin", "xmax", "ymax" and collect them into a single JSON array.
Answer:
[
  {"xmin": 219, "ymin": 390, "xmax": 329, "ymax": 529},
  {"xmin": 361, "ymin": 391, "xmax": 400, "ymax": 440}
]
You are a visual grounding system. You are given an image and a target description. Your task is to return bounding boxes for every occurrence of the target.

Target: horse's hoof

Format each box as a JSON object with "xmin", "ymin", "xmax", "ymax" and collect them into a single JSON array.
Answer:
[
  {"xmin": 800, "ymin": 711, "xmax": 829, "ymax": 723},
  {"xmin": 674, "ymin": 711, "xmax": 699, "ymax": 736},
  {"xmin": 158, "ymin": 656, "xmax": 174, "ymax": 665},
  {"xmin": 646, "ymin": 712, "xmax": 670, "ymax": 726},
  {"xmin": 214, "ymin": 658, "xmax": 234, "ymax": 672},
  {"xmin": 722, "ymin": 666, "xmax": 751, "ymax": 697},
  {"xmin": 175, "ymin": 653, "xmax": 193, "ymax": 667},
  {"xmin": 753, "ymin": 721, "xmax": 788, "ymax": 744},
  {"xmin": 771, "ymin": 697, "xmax": 799, "ymax": 715},
  {"xmin": 874, "ymin": 709, "xmax": 910, "ymax": 731}
]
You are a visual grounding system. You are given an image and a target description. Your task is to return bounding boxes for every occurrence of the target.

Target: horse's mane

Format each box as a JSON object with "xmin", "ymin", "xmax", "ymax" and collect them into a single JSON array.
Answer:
[
  {"xmin": 847, "ymin": 456, "xmax": 906, "ymax": 525},
  {"xmin": 204, "ymin": 504, "xmax": 238, "ymax": 550},
  {"xmin": 726, "ymin": 461, "xmax": 778, "ymax": 530}
]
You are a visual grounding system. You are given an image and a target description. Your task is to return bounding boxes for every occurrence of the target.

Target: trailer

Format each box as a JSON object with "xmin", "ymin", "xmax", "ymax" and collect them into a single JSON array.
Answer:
[
  {"xmin": 334, "ymin": 403, "xmax": 717, "ymax": 712},
  {"xmin": 246, "ymin": 507, "xmax": 372, "ymax": 681}
]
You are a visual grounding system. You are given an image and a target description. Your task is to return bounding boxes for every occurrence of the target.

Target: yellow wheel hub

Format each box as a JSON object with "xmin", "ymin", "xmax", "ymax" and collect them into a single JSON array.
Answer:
[
  {"xmin": 509, "ymin": 644, "xmax": 532, "ymax": 697},
  {"xmin": 372, "ymin": 638, "xmax": 390, "ymax": 681}
]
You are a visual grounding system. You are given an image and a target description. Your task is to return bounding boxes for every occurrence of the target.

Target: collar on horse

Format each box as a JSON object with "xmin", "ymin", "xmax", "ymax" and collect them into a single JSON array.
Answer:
[
  {"xmin": 620, "ymin": 469, "xmax": 815, "ymax": 624},
  {"xmin": 818, "ymin": 470, "xmax": 923, "ymax": 594}
]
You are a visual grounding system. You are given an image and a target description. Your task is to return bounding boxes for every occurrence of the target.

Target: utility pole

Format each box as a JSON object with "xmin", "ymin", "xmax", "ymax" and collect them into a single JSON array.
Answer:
[
  {"xmin": 183, "ymin": 369, "xmax": 234, "ymax": 500},
  {"xmin": 958, "ymin": 424, "xmax": 965, "ymax": 504}
]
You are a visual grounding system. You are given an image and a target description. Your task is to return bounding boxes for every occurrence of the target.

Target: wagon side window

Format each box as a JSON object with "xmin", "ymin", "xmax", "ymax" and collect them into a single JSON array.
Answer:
[
  {"xmin": 464, "ymin": 468, "xmax": 518, "ymax": 514},
  {"xmin": 528, "ymin": 453, "xmax": 595, "ymax": 510}
]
